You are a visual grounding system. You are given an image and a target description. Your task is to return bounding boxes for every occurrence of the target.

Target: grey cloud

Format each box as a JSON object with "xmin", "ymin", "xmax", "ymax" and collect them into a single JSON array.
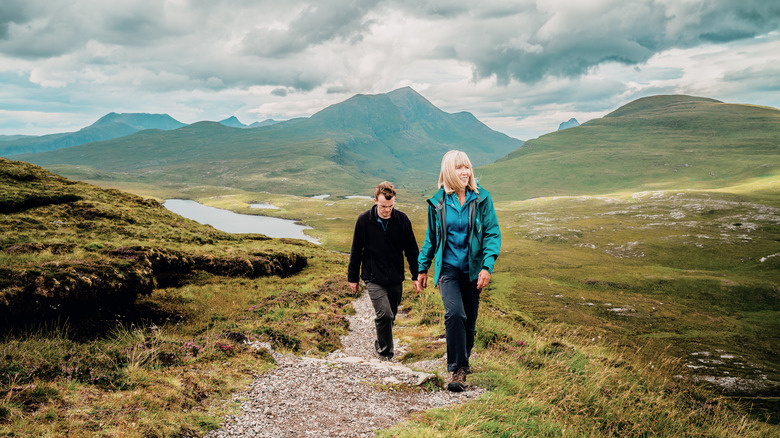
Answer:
[
  {"xmin": 444, "ymin": 0, "xmax": 780, "ymax": 84},
  {"xmin": 0, "ymin": 1, "xmax": 32, "ymax": 39},
  {"xmin": 326, "ymin": 85, "xmax": 351, "ymax": 94},
  {"xmin": 242, "ymin": 0, "xmax": 379, "ymax": 57},
  {"xmin": 0, "ymin": 1, "xmax": 183, "ymax": 59},
  {"xmin": 723, "ymin": 65, "xmax": 780, "ymax": 92},
  {"xmin": 271, "ymin": 87, "xmax": 288, "ymax": 96},
  {"xmin": 395, "ymin": 0, "xmax": 471, "ymax": 18},
  {"xmin": 395, "ymin": 0, "xmax": 530, "ymax": 20}
]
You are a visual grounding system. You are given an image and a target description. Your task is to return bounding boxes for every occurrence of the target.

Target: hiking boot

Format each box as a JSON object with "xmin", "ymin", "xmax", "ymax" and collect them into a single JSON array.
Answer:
[
  {"xmin": 376, "ymin": 353, "xmax": 392, "ymax": 361},
  {"xmin": 374, "ymin": 340, "xmax": 393, "ymax": 361},
  {"xmin": 447, "ymin": 368, "xmax": 467, "ymax": 392}
]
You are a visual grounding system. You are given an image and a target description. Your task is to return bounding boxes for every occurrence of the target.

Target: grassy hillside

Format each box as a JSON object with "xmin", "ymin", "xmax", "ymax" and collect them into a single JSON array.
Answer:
[
  {"xmin": 1, "ymin": 159, "xmax": 777, "ymax": 436},
  {"xmin": 0, "ymin": 158, "xmax": 362, "ymax": 435},
  {"xmin": 0, "ymin": 157, "xmax": 310, "ymax": 327},
  {"xmin": 186, "ymin": 181, "xmax": 780, "ymax": 419},
  {"xmin": 480, "ymin": 96, "xmax": 780, "ymax": 200},
  {"xmin": 3, "ymin": 93, "xmax": 779, "ymax": 435}
]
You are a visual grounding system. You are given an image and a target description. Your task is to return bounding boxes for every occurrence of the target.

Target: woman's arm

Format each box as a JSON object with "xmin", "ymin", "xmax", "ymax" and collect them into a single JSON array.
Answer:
[
  {"xmin": 417, "ymin": 203, "xmax": 437, "ymax": 273},
  {"xmin": 479, "ymin": 194, "xmax": 502, "ymax": 273}
]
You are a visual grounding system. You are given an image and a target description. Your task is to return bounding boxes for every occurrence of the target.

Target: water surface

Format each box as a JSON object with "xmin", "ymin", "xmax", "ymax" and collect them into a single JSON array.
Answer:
[{"xmin": 164, "ymin": 199, "xmax": 318, "ymax": 244}]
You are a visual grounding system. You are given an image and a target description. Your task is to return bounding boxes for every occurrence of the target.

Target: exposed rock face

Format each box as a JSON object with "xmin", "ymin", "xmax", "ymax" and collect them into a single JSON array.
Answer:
[{"xmin": 558, "ymin": 118, "xmax": 580, "ymax": 130}]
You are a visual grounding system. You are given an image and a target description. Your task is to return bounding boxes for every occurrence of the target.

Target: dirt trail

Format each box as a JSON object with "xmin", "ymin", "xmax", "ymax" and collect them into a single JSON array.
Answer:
[{"xmin": 206, "ymin": 291, "xmax": 484, "ymax": 437}]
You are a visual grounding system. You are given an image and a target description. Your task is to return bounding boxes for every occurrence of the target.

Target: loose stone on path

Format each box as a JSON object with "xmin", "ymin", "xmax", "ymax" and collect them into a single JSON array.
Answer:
[{"xmin": 206, "ymin": 291, "xmax": 485, "ymax": 438}]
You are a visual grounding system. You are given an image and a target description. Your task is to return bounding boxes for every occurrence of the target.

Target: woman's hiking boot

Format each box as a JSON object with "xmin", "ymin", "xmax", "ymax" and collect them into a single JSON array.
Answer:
[{"xmin": 447, "ymin": 368, "xmax": 467, "ymax": 392}]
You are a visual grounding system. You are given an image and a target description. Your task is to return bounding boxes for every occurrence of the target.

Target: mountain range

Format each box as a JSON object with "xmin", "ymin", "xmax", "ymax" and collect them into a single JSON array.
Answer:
[
  {"xmin": 0, "ymin": 113, "xmax": 186, "ymax": 156},
  {"xmin": 9, "ymin": 90, "xmax": 780, "ymax": 201},
  {"xmin": 0, "ymin": 113, "xmax": 289, "ymax": 157},
  {"xmin": 15, "ymin": 87, "xmax": 524, "ymax": 196}
]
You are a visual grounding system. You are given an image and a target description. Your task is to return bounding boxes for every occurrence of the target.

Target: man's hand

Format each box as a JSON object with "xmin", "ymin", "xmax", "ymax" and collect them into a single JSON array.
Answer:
[
  {"xmin": 412, "ymin": 279, "xmax": 422, "ymax": 292},
  {"xmin": 477, "ymin": 269, "xmax": 491, "ymax": 290},
  {"xmin": 349, "ymin": 282, "xmax": 358, "ymax": 293},
  {"xmin": 417, "ymin": 272, "xmax": 428, "ymax": 290}
]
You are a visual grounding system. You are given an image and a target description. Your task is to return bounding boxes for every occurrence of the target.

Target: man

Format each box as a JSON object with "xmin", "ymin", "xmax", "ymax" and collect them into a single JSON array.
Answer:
[{"xmin": 348, "ymin": 181, "xmax": 421, "ymax": 361}]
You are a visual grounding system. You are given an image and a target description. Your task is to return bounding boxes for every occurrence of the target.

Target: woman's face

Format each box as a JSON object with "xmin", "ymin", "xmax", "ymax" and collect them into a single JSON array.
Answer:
[{"xmin": 455, "ymin": 164, "xmax": 471, "ymax": 187}]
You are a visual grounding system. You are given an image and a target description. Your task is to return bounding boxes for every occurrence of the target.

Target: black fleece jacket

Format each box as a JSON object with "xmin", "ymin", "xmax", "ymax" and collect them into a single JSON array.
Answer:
[{"xmin": 347, "ymin": 205, "xmax": 419, "ymax": 287}]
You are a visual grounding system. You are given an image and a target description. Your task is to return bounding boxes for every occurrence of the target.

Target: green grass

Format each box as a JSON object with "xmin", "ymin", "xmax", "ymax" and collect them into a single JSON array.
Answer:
[
  {"xmin": 480, "ymin": 96, "xmax": 780, "ymax": 201},
  {"xmin": 2, "ymin": 154, "xmax": 779, "ymax": 436},
  {"xmin": 489, "ymin": 188, "xmax": 779, "ymax": 392},
  {"xmin": 0, "ymin": 158, "xmax": 360, "ymax": 435},
  {"xmin": 0, "ymin": 245, "xmax": 356, "ymax": 437},
  {"xmin": 390, "ymin": 289, "xmax": 778, "ymax": 437}
]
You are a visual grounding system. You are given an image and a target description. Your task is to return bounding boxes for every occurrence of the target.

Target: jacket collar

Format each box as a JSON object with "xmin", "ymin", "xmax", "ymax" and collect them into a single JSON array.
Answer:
[
  {"xmin": 369, "ymin": 204, "xmax": 394, "ymax": 222},
  {"xmin": 428, "ymin": 184, "xmax": 489, "ymax": 206}
]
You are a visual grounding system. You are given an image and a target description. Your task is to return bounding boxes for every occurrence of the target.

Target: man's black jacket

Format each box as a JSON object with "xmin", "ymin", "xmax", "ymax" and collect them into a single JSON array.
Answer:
[{"xmin": 348, "ymin": 205, "xmax": 419, "ymax": 287}]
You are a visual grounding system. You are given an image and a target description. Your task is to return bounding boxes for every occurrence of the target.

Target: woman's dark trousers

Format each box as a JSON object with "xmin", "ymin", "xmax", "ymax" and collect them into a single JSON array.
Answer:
[{"xmin": 438, "ymin": 266, "xmax": 481, "ymax": 372}]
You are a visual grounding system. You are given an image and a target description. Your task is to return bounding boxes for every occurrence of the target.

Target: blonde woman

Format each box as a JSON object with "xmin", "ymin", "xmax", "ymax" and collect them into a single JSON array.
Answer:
[{"xmin": 418, "ymin": 150, "xmax": 501, "ymax": 391}]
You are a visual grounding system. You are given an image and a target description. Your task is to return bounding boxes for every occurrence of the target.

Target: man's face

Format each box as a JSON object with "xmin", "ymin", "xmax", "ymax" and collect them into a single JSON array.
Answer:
[{"xmin": 375, "ymin": 195, "xmax": 395, "ymax": 219}]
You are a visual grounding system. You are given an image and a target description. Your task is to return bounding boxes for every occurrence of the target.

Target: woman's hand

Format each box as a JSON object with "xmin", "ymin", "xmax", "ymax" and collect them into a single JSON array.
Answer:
[
  {"xmin": 418, "ymin": 272, "xmax": 428, "ymax": 290},
  {"xmin": 477, "ymin": 269, "xmax": 491, "ymax": 290}
]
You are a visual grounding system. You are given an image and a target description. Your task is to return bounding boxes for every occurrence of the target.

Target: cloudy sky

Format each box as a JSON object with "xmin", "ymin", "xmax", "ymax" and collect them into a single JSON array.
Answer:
[{"xmin": 1, "ymin": 0, "xmax": 779, "ymax": 140}]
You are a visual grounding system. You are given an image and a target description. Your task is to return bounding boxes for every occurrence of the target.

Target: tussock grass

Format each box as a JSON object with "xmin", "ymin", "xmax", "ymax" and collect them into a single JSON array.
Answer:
[
  {"xmin": 0, "ymin": 251, "xmax": 356, "ymax": 436},
  {"xmin": 3, "ymin": 158, "xmax": 777, "ymax": 436},
  {"xmin": 0, "ymin": 158, "xmax": 360, "ymax": 436},
  {"xmin": 391, "ymin": 298, "xmax": 777, "ymax": 437}
]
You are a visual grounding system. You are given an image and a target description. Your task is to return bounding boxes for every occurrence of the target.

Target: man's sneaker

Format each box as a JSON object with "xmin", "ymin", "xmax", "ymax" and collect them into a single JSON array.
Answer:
[{"xmin": 447, "ymin": 368, "xmax": 467, "ymax": 392}]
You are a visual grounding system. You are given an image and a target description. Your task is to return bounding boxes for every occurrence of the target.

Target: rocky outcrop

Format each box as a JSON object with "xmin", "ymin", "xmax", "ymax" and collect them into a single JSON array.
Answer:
[{"xmin": 558, "ymin": 118, "xmax": 580, "ymax": 130}]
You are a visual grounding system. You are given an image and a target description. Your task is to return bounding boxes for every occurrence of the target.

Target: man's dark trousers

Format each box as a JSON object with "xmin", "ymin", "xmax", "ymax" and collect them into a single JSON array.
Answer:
[{"xmin": 365, "ymin": 281, "xmax": 402, "ymax": 359}]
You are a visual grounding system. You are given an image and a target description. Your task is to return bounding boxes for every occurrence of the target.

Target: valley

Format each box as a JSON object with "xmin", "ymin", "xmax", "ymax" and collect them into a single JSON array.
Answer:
[
  {"xmin": 163, "ymin": 183, "xmax": 779, "ymax": 401},
  {"xmin": 1, "ymin": 90, "xmax": 779, "ymax": 435}
]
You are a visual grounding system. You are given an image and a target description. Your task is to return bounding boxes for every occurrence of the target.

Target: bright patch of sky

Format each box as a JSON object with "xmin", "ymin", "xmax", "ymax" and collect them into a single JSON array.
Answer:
[{"xmin": 0, "ymin": 0, "xmax": 778, "ymax": 140}]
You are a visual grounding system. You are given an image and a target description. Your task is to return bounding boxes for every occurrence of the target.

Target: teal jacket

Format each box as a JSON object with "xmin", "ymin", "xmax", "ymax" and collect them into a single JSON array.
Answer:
[{"xmin": 418, "ymin": 184, "xmax": 501, "ymax": 286}]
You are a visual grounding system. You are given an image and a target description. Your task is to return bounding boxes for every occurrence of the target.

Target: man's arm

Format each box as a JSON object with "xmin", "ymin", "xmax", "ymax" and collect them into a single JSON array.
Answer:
[
  {"xmin": 347, "ymin": 215, "xmax": 364, "ymax": 290},
  {"xmin": 403, "ymin": 214, "xmax": 421, "ymax": 292}
]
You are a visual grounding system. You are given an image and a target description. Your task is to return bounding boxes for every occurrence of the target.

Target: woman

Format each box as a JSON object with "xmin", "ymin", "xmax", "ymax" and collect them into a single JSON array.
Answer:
[{"xmin": 418, "ymin": 150, "xmax": 501, "ymax": 392}]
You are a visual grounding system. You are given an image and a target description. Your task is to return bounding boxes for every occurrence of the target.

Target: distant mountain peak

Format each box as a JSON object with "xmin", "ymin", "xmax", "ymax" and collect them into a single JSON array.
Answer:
[
  {"xmin": 607, "ymin": 95, "xmax": 722, "ymax": 118},
  {"xmin": 558, "ymin": 118, "xmax": 580, "ymax": 131},
  {"xmin": 1, "ymin": 113, "xmax": 186, "ymax": 157},
  {"xmin": 249, "ymin": 119, "xmax": 280, "ymax": 128},
  {"xmin": 89, "ymin": 113, "xmax": 185, "ymax": 131},
  {"xmin": 218, "ymin": 116, "xmax": 247, "ymax": 128}
]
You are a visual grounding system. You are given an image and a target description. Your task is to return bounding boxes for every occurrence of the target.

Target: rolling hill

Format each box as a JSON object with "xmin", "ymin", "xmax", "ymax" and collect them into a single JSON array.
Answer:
[
  {"xmin": 0, "ymin": 157, "xmax": 308, "ymax": 326},
  {"xmin": 0, "ymin": 112, "xmax": 186, "ymax": 157},
  {"xmin": 17, "ymin": 87, "xmax": 523, "ymax": 196},
  {"xmin": 479, "ymin": 95, "xmax": 780, "ymax": 200}
]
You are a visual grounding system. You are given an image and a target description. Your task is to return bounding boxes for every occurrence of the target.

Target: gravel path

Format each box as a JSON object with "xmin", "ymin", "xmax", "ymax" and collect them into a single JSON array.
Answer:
[{"xmin": 206, "ymin": 291, "xmax": 485, "ymax": 437}]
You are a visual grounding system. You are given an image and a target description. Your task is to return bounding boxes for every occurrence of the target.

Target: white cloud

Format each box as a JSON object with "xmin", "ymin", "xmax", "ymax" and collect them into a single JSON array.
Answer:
[{"xmin": 0, "ymin": 1, "xmax": 777, "ymax": 139}]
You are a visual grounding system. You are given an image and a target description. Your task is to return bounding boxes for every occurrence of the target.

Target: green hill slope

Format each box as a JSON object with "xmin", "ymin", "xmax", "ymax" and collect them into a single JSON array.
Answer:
[
  {"xmin": 0, "ymin": 157, "xmax": 308, "ymax": 326},
  {"xmin": 17, "ymin": 88, "xmax": 523, "ymax": 196},
  {"xmin": 479, "ymin": 95, "xmax": 780, "ymax": 200}
]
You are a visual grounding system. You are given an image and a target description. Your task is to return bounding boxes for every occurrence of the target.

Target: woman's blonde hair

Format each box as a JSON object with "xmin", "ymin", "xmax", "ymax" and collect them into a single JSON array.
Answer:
[{"xmin": 438, "ymin": 150, "xmax": 478, "ymax": 194}]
